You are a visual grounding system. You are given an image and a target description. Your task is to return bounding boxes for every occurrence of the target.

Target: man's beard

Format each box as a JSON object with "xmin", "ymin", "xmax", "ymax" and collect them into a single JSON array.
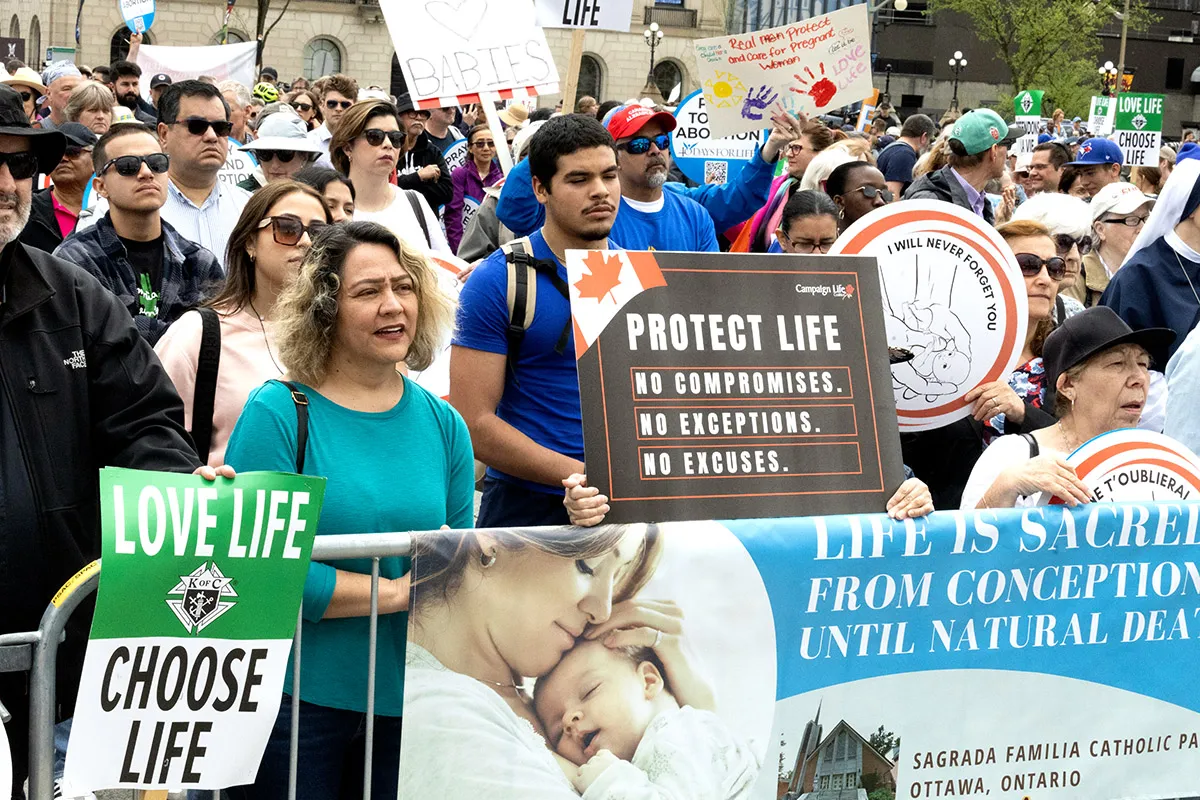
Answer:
[
  {"xmin": 119, "ymin": 92, "xmax": 139, "ymax": 109},
  {"xmin": 647, "ymin": 171, "xmax": 668, "ymax": 190},
  {"xmin": 0, "ymin": 191, "xmax": 32, "ymax": 247}
]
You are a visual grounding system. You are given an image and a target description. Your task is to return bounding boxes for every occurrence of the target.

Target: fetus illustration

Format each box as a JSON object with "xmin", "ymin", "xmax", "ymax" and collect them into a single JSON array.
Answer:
[{"xmin": 882, "ymin": 256, "xmax": 972, "ymax": 402}]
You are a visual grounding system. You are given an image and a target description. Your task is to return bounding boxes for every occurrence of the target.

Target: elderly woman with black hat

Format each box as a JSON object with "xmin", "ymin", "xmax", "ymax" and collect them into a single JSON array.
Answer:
[{"xmin": 960, "ymin": 306, "xmax": 1175, "ymax": 509}]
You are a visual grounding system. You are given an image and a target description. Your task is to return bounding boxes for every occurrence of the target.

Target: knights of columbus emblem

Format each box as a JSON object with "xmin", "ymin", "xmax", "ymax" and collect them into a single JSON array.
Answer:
[{"xmin": 166, "ymin": 563, "xmax": 238, "ymax": 634}]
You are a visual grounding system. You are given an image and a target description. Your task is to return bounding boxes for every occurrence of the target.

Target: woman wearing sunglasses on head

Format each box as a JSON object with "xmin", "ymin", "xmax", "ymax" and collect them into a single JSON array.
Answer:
[
  {"xmin": 772, "ymin": 190, "xmax": 840, "ymax": 254},
  {"xmin": 154, "ymin": 181, "xmax": 331, "ymax": 465},
  {"xmin": 824, "ymin": 160, "xmax": 893, "ymax": 231},
  {"xmin": 445, "ymin": 124, "xmax": 502, "ymax": 255},
  {"xmin": 236, "ymin": 111, "xmax": 324, "ymax": 192},
  {"xmin": 330, "ymin": 99, "xmax": 451, "ymax": 254},
  {"xmin": 1011, "ymin": 192, "xmax": 1092, "ymax": 318}
]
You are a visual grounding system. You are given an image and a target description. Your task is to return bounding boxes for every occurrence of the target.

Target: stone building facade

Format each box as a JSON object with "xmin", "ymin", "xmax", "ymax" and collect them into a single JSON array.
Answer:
[{"xmin": 5, "ymin": 0, "xmax": 727, "ymax": 107}]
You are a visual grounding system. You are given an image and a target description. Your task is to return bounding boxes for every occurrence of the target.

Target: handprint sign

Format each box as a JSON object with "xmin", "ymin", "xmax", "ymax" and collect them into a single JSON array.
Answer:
[
  {"xmin": 740, "ymin": 86, "xmax": 779, "ymax": 121},
  {"xmin": 791, "ymin": 63, "xmax": 837, "ymax": 108}
]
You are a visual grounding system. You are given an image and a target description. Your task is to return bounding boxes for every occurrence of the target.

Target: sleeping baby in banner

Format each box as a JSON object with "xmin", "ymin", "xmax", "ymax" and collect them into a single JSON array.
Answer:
[{"xmin": 533, "ymin": 639, "xmax": 760, "ymax": 799}]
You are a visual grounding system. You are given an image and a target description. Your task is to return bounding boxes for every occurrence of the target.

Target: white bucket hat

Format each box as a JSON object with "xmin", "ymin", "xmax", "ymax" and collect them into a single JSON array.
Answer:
[{"xmin": 240, "ymin": 112, "xmax": 324, "ymax": 154}]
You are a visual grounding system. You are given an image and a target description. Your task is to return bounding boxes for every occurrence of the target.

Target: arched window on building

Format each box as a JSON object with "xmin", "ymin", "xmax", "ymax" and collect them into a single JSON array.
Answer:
[
  {"xmin": 579, "ymin": 54, "xmax": 603, "ymax": 102},
  {"xmin": 28, "ymin": 16, "xmax": 41, "ymax": 67},
  {"xmin": 9, "ymin": 15, "xmax": 20, "ymax": 40},
  {"xmin": 110, "ymin": 28, "xmax": 153, "ymax": 63},
  {"xmin": 210, "ymin": 29, "xmax": 248, "ymax": 45},
  {"xmin": 303, "ymin": 38, "xmax": 342, "ymax": 80},
  {"xmin": 652, "ymin": 59, "xmax": 684, "ymax": 102}
]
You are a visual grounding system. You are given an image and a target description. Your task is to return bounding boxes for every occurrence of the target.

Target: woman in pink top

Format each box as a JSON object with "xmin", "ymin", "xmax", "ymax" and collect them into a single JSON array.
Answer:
[{"xmin": 155, "ymin": 181, "xmax": 332, "ymax": 465}]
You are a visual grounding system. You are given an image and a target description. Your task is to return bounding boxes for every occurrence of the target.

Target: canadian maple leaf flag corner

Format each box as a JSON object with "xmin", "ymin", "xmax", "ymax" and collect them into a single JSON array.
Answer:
[{"xmin": 567, "ymin": 250, "xmax": 666, "ymax": 360}]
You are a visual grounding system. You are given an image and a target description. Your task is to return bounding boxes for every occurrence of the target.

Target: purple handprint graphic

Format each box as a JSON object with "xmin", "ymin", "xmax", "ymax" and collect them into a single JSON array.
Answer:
[{"xmin": 740, "ymin": 86, "xmax": 779, "ymax": 121}]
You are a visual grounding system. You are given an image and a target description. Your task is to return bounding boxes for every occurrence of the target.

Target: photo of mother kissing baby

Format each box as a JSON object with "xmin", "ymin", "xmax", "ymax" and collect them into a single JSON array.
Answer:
[{"xmin": 399, "ymin": 522, "xmax": 775, "ymax": 799}]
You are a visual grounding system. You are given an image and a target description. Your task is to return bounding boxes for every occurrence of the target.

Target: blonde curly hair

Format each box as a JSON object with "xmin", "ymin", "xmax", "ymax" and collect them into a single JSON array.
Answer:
[{"xmin": 274, "ymin": 220, "xmax": 455, "ymax": 386}]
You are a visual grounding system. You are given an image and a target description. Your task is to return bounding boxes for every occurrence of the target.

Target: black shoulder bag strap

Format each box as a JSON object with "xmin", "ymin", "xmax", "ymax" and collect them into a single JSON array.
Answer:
[
  {"xmin": 281, "ymin": 380, "xmax": 310, "ymax": 474},
  {"xmin": 191, "ymin": 308, "xmax": 222, "ymax": 464},
  {"xmin": 1021, "ymin": 432, "xmax": 1040, "ymax": 458},
  {"xmin": 404, "ymin": 190, "xmax": 431, "ymax": 248},
  {"xmin": 1055, "ymin": 294, "xmax": 1066, "ymax": 324}
]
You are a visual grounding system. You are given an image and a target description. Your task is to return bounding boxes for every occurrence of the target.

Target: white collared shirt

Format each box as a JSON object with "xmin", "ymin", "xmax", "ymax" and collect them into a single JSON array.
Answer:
[{"xmin": 161, "ymin": 179, "xmax": 250, "ymax": 270}]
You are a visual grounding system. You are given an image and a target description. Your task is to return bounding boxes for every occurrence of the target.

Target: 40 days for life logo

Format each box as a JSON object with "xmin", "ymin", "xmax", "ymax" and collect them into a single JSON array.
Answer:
[
  {"xmin": 830, "ymin": 200, "xmax": 1028, "ymax": 431},
  {"xmin": 167, "ymin": 562, "xmax": 238, "ymax": 634}
]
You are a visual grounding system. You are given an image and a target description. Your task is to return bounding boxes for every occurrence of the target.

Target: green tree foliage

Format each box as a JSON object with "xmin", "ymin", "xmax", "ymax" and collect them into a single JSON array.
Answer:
[
  {"xmin": 868, "ymin": 724, "xmax": 901, "ymax": 759},
  {"xmin": 869, "ymin": 789, "xmax": 897, "ymax": 800},
  {"xmin": 927, "ymin": 0, "xmax": 1152, "ymax": 117}
]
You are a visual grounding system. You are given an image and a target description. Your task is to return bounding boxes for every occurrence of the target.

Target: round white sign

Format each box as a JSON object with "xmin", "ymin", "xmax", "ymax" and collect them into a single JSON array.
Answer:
[{"xmin": 1057, "ymin": 429, "xmax": 1200, "ymax": 504}]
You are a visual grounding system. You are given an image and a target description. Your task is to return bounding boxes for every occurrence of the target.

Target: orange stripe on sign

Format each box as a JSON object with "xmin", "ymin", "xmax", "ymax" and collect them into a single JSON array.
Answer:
[
  {"xmin": 628, "ymin": 252, "xmax": 667, "ymax": 291},
  {"xmin": 573, "ymin": 316, "xmax": 588, "ymax": 361},
  {"xmin": 1048, "ymin": 441, "xmax": 1200, "ymax": 504}
]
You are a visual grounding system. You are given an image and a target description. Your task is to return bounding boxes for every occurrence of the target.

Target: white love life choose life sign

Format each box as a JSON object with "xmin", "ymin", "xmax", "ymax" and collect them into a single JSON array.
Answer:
[{"xmin": 535, "ymin": 0, "xmax": 633, "ymax": 31}]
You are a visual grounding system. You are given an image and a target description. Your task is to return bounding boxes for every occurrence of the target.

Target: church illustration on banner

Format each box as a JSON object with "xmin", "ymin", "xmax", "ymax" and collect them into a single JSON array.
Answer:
[{"xmin": 779, "ymin": 705, "xmax": 898, "ymax": 800}]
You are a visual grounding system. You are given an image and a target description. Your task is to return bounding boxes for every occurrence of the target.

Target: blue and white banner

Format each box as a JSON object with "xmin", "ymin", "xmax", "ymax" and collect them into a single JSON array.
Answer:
[
  {"xmin": 402, "ymin": 503, "xmax": 1200, "ymax": 800},
  {"xmin": 119, "ymin": 0, "xmax": 155, "ymax": 34}
]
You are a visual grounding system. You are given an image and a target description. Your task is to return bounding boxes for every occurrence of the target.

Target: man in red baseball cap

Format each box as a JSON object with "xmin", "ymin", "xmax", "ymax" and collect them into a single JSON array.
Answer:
[{"xmin": 603, "ymin": 104, "xmax": 718, "ymax": 252}]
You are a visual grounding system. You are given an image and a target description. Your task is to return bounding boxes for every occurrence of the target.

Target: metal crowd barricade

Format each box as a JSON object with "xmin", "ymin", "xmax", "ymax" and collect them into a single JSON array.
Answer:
[{"xmin": 2, "ymin": 531, "xmax": 415, "ymax": 800}]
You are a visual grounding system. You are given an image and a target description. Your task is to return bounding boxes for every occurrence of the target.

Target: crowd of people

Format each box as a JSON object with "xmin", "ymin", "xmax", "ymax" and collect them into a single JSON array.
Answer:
[{"xmin": 0, "ymin": 45, "xmax": 1197, "ymax": 800}]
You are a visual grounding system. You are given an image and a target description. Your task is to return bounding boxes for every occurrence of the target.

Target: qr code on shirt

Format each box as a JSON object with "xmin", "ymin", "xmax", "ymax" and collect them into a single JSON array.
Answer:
[{"xmin": 704, "ymin": 160, "xmax": 728, "ymax": 185}]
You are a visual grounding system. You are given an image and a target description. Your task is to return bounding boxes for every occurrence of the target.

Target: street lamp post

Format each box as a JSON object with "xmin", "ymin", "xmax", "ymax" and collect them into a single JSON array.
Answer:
[
  {"xmin": 1099, "ymin": 60, "xmax": 1118, "ymax": 96},
  {"xmin": 869, "ymin": 0, "xmax": 908, "ymax": 60},
  {"xmin": 948, "ymin": 50, "xmax": 967, "ymax": 111},
  {"xmin": 643, "ymin": 22, "xmax": 664, "ymax": 97},
  {"xmin": 883, "ymin": 63, "xmax": 893, "ymax": 104}
]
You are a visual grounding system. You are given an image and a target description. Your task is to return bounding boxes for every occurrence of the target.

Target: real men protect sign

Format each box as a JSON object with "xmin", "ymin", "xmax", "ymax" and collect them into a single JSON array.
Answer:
[
  {"xmin": 569, "ymin": 250, "xmax": 904, "ymax": 523},
  {"xmin": 1114, "ymin": 93, "xmax": 1164, "ymax": 166},
  {"xmin": 64, "ymin": 468, "xmax": 323, "ymax": 792}
]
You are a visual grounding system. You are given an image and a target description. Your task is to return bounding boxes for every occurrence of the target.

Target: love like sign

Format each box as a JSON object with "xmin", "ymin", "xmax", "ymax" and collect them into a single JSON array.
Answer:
[
  {"xmin": 381, "ymin": 0, "xmax": 560, "ymax": 108},
  {"xmin": 693, "ymin": 3, "xmax": 873, "ymax": 138}
]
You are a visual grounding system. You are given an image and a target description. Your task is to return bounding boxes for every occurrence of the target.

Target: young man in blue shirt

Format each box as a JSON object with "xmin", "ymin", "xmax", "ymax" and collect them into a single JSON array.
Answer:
[{"xmin": 449, "ymin": 114, "xmax": 620, "ymax": 526}]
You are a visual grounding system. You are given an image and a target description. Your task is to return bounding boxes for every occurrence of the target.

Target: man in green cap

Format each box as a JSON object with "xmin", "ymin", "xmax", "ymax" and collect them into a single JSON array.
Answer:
[{"xmin": 903, "ymin": 108, "xmax": 1023, "ymax": 224}]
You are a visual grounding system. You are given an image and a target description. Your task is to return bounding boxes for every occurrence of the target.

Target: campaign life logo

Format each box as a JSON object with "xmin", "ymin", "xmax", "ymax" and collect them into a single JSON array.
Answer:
[
  {"xmin": 1019, "ymin": 92, "xmax": 1034, "ymax": 114},
  {"xmin": 1132, "ymin": 113, "xmax": 1148, "ymax": 130},
  {"xmin": 166, "ymin": 562, "xmax": 238, "ymax": 634}
]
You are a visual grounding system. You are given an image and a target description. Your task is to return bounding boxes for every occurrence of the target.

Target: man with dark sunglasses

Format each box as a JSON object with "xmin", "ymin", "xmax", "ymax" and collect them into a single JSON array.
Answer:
[
  {"xmin": 18, "ymin": 123, "xmax": 96, "ymax": 253},
  {"xmin": 0, "ymin": 83, "xmax": 203, "ymax": 800},
  {"xmin": 78, "ymin": 80, "xmax": 250, "ymax": 270},
  {"xmin": 307, "ymin": 73, "xmax": 358, "ymax": 168},
  {"xmin": 54, "ymin": 124, "xmax": 223, "ymax": 344}
]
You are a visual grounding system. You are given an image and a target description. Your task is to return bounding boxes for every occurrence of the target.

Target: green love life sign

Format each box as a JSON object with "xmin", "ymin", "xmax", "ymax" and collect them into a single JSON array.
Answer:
[
  {"xmin": 1012, "ymin": 90, "xmax": 1044, "ymax": 156},
  {"xmin": 1113, "ymin": 93, "xmax": 1165, "ymax": 166}
]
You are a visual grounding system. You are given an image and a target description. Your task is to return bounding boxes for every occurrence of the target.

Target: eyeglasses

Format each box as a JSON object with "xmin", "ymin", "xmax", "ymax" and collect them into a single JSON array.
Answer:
[
  {"xmin": 1054, "ymin": 233, "xmax": 1093, "ymax": 256},
  {"xmin": 1101, "ymin": 214, "xmax": 1149, "ymax": 228},
  {"xmin": 785, "ymin": 143, "xmax": 806, "ymax": 155},
  {"xmin": 17, "ymin": 91, "xmax": 33, "ymax": 103},
  {"xmin": 849, "ymin": 185, "xmax": 894, "ymax": 202},
  {"xmin": 402, "ymin": 110, "xmax": 432, "ymax": 121},
  {"xmin": 99, "ymin": 153, "xmax": 170, "ymax": 176},
  {"xmin": 0, "ymin": 151, "xmax": 39, "ymax": 180},
  {"xmin": 257, "ymin": 214, "xmax": 327, "ymax": 246},
  {"xmin": 778, "ymin": 231, "xmax": 837, "ymax": 254},
  {"xmin": 1015, "ymin": 252, "xmax": 1068, "ymax": 280},
  {"xmin": 362, "ymin": 128, "xmax": 405, "ymax": 148},
  {"xmin": 292, "ymin": 102, "xmax": 313, "ymax": 112},
  {"xmin": 326, "ymin": 99, "xmax": 353, "ymax": 111},
  {"xmin": 63, "ymin": 145, "xmax": 93, "ymax": 160},
  {"xmin": 257, "ymin": 150, "xmax": 308, "ymax": 163},
  {"xmin": 169, "ymin": 117, "xmax": 234, "ymax": 137},
  {"xmin": 471, "ymin": 139, "xmax": 496, "ymax": 148},
  {"xmin": 620, "ymin": 133, "xmax": 671, "ymax": 155}
]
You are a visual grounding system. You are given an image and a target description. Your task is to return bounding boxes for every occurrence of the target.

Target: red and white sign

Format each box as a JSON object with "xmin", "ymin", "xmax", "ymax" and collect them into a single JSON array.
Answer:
[
  {"xmin": 567, "ymin": 249, "xmax": 667, "ymax": 359},
  {"xmin": 830, "ymin": 200, "xmax": 1029, "ymax": 432},
  {"xmin": 1055, "ymin": 428, "xmax": 1200, "ymax": 504}
]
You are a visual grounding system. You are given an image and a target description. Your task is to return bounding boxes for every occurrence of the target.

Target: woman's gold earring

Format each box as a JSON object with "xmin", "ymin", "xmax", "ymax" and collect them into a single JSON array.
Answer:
[{"xmin": 480, "ymin": 549, "xmax": 497, "ymax": 568}]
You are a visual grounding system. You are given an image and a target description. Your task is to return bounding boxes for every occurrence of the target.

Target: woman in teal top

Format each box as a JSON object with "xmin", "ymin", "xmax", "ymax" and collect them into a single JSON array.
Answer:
[{"xmin": 224, "ymin": 220, "xmax": 471, "ymax": 799}]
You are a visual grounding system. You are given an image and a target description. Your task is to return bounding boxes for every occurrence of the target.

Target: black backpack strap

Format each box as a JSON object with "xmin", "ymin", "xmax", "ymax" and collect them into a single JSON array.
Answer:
[
  {"xmin": 1055, "ymin": 294, "xmax": 1066, "ymax": 324},
  {"xmin": 529, "ymin": 259, "xmax": 572, "ymax": 355},
  {"xmin": 1021, "ymin": 432, "xmax": 1040, "ymax": 458},
  {"xmin": 404, "ymin": 190, "xmax": 431, "ymax": 248},
  {"xmin": 191, "ymin": 308, "xmax": 222, "ymax": 464},
  {"xmin": 281, "ymin": 380, "xmax": 310, "ymax": 474},
  {"xmin": 504, "ymin": 239, "xmax": 536, "ymax": 382}
]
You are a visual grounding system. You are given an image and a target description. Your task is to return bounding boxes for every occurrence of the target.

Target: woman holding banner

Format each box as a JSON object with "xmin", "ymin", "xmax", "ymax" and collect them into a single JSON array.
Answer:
[
  {"xmin": 224, "ymin": 220, "xmax": 471, "ymax": 798},
  {"xmin": 960, "ymin": 306, "xmax": 1173, "ymax": 509}
]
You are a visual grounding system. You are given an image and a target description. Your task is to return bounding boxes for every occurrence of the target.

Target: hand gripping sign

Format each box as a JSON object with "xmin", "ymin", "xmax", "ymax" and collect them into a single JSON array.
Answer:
[{"xmin": 830, "ymin": 201, "xmax": 1029, "ymax": 432}]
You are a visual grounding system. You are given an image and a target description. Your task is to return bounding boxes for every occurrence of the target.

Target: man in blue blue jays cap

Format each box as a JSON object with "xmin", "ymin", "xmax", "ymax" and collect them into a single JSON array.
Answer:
[{"xmin": 1066, "ymin": 137, "xmax": 1124, "ymax": 198}]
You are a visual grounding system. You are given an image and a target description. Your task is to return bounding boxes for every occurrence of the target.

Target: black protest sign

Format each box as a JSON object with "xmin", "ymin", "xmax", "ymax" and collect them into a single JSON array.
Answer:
[{"xmin": 569, "ymin": 250, "xmax": 904, "ymax": 523}]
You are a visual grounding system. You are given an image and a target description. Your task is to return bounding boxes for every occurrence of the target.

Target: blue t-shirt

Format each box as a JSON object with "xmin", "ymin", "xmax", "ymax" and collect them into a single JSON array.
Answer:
[
  {"xmin": 612, "ymin": 192, "xmax": 719, "ymax": 252},
  {"xmin": 225, "ymin": 378, "xmax": 475, "ymax": 716},
  {"xmin": 453, "ymin": 229, "xmax": 583, "ymax": 493},
  {"xmin": 876, "ymin": 141, "xmax": 918, "ymax": 192}
]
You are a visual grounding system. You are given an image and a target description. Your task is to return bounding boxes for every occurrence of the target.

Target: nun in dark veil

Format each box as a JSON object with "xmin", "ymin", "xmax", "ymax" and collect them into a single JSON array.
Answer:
[{"xmin": 1101, "ymin": 157, "xmax": 1200, "ymax": 430}]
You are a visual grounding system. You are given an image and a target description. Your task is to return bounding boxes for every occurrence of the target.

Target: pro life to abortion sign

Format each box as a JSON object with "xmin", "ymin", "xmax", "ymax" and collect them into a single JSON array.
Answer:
[{"xmin": 63, "ymin": 468, "xmax": 324, "ymax": 793}]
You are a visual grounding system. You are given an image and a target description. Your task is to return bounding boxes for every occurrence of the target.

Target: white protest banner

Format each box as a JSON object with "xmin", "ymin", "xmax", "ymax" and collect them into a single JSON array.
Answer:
[
  {"xmin": 217, "ymin": 140, "xmax": 257, "ymax": 191},
  {"xmin": 63, "ymin": 469, "xmax": 322, "ymax": 793},
  {"xmin": 381, "ymin": 0, "xmax": 559, "ymax": 110},
  {"xmin": 1054, "ymin": 429, "xmax": 1200, "ymax": 504},
  {"xmin": 1114, "ymin": 92, "xmax": 1165, "ymax": 167},
  {"xmin": 135, "ymin": 42, "xmax": 256, "ymax": 101},
  {"xmin": 409, "ymin": 253, "xmax": 467, "ymax": 400},
  {"xmin": 1012, "ymin": 90, "xmax": 1043, "ymax": 156},
  {"xmin": 535, "ymin": 0, "xmax": 633, "ymax": 31},
  {"xmin": 670, "ymin": 89, "xmax": 765, "ymax": 185},
  {"xmin": 693, "ymin": 4, "xmax": 872, "ymax": 138},
  {"xmin": 830, "ymin": 200, "xmax": 1029, "ymax": 432},
  {"xmin": 1088, "ymin": 95, "xmax": 1113, "ymax": 136},
  {"xmin": 120, "ymin": 0, "xmax": 155, "ymax": 33}
]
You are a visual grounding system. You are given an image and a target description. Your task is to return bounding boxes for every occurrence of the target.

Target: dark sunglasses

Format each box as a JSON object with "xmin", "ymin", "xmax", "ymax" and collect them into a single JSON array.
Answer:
[
  {"xmin": 362, "ymin": 128, "xmax": 405, "ymax": 148},
  {"xmin": 1101, "ymin": 214, "xmax": 1148, "ymax": 228},
  {"xmin": 100, "ymin": 153, "xmax": 171, "ymax": 177},
  {"xmin": 1054, "ymin": 233, "xmax": 1093, "ymax": 256},
  {"xmin": 292, "ymin": 102, "xmax": 313, "ymax": 112},
  {"xmin": 257, "ymin": 214, "xmax": 327, "ymax": 246},
  {"xmin": 17, "ymin": 91, "xmax": 33, "ymax": 103},
  {"xmin": 170, "ymin": 117, "xmax": 234, "ymax": 137},
  {"xmin": 1015, "ymin": 252, "xmax": 1068, "ymax": 280},
  {"xmin": 63, "ymin": 145, "xmax": 93, "ymax": 160},
  {"xmin": 257, "ymin": 150, "xmax": 308, "ymax": 163},
  {"xmin": 0, "ymin": 151, "xmax": 39, "ymax": 180},
  {"xmin": 620, "ymin": 133, "xmax": 671, "ymax": 155},
  {"xmin": 326, "ymin": 99, "xmax": 353, "ymax": 110},
  {"xmin": 471, "ymin": 139, "xmax": 496, "ymax": 148},
  {"xmin": 851, "ymin": 185, "xmax": 894, "ymax": 202}
]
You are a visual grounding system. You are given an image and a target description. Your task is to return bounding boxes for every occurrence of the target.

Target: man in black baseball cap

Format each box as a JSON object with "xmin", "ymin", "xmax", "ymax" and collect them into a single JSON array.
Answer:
[
  {"xmin": 18, "ymin": 122, "xmax": 97, "ymax": 252},
  {"xmin": 0, "ymin": 81, "xmax": 204, "ymax": 800},
  {"xmin": 149, "ymin": 72, "xmax": 173, "ymax": 108}
]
